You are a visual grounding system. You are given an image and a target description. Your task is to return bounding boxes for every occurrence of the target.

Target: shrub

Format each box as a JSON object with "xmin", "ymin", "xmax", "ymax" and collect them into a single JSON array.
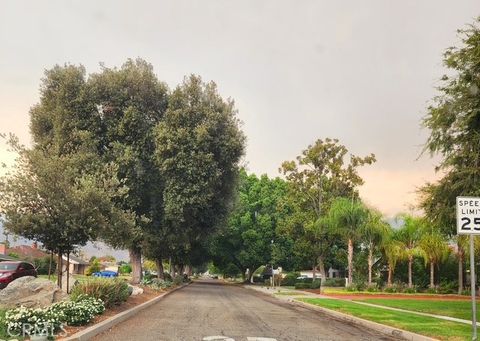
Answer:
[
  {"xmin": 310, "ymin": 280, "xmax": 321, "ymax": 289},
  {"xmin": 173, "ymin": 275, "xmax": 184, "ymax": 286},
  {"xmin": 424, "ymin": 287, "xmax": 438, "ymax": 294},
  {"xmin": 294, "ymin": 282, "xmax": 311, "ymax": 289},
  {"xmin": 5, "ymin": 306, "xmax": 65, "ymax": 336},
  {"xmin": 118, "ymin": 264, "xmax": 132, "ymax": 274},
  {"xmin": 252, "ymin": 275, "xmax": 263, "ymax": 283},
  {"xmin": 345, "ymin": 285, "xmax": 357, "ymax": 292},
  {"xmin": 383, "ymin": 286, "xmax": 396, "ymax": 293},
  {"xmin": 383, "ymin": 283, "xmax": 404, "ymax": 293},
  {"xmin": 403, "ymin": 287, "xmax": 418, "ymax": 294},
  {"xmin": 366, "ymin": 285, "xmax": 378, "ymax": 292},
  {"xmin": 70, "ymin": 278, "xmax": 130, "ymax": 308},
  {"xmin": 5, "ymin": 295, "xmax": 105, "ymax": 336},
  {"xmin": 163, "ymin": 272, "xmax": 173, "ymax": 281},
  {"xmin": 281, "ymin": 272, "xmax": 300, "ymax": 286},
  {"xmin": 140, "ymin": 277, "xmax": 153, "ymax": 286},
  {"xmin": 85, "ymin": 259, "xmax": 101, "ymax": 276},
  {"xmin": 353, "ymin": 281, "xmax": 366, "ymax": 291},
  {"xmin": 438, "ymin": 281, "xmax": 457, "ymax": 294},
  {"xmin": 148, "ymin": 278, "xmax": 173, "ymax": 290},
  {"xmin": 323, "ymin": 278, "xmax": 345, "ymax": 287},
  {"xmin": 51, "ymin": 295, "xmax": 105, "ymax": 326}
]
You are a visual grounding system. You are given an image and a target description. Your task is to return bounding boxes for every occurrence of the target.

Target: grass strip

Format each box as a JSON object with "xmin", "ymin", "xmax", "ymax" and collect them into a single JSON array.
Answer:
[
  {"xmin": 300, "ymin": 298, "xmax": 471, "ymax": 340},
  {"xmin": 357, "ymin": 298, "xmax": 477, "ymax": 322}
]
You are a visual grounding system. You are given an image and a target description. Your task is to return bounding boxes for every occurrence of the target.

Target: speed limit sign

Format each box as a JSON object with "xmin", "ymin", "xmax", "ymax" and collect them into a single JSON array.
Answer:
[{"xmin": 457, "ymin": 196, "xmax": 480, "ymax": 234}]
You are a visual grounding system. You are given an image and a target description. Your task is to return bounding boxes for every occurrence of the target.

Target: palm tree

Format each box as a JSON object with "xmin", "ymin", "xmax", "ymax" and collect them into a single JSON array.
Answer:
[
  {"xmin": 361, "ymin": 209, "xmax": 389, "ymax": 286},
  {"xmin": 419, "ymin": 227, "xmax": 450, "ymax": 289},
  {"xmin": 396, "ymin": 214, "xmax": 424, "ymax": 288},
  {"xmin": 381, "ymin": 228, "xmax": 405, "ymax": 287},
  {"xmin": 328, "ymin": 197, "xmax": 368, "ymax": 286}
]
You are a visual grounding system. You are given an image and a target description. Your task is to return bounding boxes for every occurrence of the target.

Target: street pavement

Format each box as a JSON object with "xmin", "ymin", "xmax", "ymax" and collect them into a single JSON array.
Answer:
[{"xmin": 93, "ymin": 280, "xmax": 396, "ymax": 341}]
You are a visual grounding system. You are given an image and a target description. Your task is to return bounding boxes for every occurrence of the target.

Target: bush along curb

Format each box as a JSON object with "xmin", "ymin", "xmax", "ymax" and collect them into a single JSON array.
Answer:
[{"xmin": 63, "ymin": 282, "xmax": 192, "ymax": 341}]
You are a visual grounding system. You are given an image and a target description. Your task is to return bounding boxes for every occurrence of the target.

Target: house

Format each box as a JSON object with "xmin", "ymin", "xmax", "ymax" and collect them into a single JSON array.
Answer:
[
  {"xmin": 6, "ymin": 242, "xmax": 49, "ymax": 259},
  {"xmin": 97, "ymin": 256, "xmax": 118, "ymax": 272},
  {"xmin": 300, "ymin": 267, "xmax": 346, "ymax": 279},
  {"xmin": 62, "ymin": 254, "xmax": 89, "ymax": 275},
  {"xmin": 0, "ymin": 244, "xmax": 20, "ymax": 261}
]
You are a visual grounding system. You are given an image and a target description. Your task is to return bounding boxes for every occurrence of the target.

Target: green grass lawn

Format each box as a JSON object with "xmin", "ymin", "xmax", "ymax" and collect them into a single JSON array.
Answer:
[
  {"xmin": 300, "ymin": 298, "xmax": 471, "ymax": 340},
  {"xmin": 358, "ymin": 298, "xmax": 478, "ymax": 321},
  {"xmin": 321, "ymin": 288, "xmax": 444, "ymax": 295}
]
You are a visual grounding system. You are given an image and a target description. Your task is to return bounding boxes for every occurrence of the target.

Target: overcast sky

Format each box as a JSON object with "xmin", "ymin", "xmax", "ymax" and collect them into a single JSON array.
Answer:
[{"xmin": 1, "ymin": 1, "xmax": 479, "ymax": 223}]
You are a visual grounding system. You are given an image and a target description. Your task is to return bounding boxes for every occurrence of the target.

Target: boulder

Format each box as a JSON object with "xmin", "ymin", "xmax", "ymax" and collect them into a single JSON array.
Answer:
[
  {"xmin": 128, "ymin": 284, "xmax": 143, "ymax": 296},
  {"xmin": 0, "ymin": 276, "xmax": 68, "ymax": 309}
]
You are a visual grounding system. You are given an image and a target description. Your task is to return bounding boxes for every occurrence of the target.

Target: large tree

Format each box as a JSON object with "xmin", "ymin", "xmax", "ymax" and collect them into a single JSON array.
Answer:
[
  {"xmin": 210, "ymin": 170, "xmax": 288, "ymax": 281},
  {"xmin": 0, "ymin": 137, "xmax": 133, "ymax": 288},
  {"xmin": 361, "ymin": 208, "xmax": 389, "ymax": 286},
  {"xmin": 280, "ymin": 138, "xmax": 375, "ymax": 279},
  {"xmin": 396, "ymin": 214, "xmax": 424, "ymax": 288},
  {"xmin": 419, "ymin": 227, "xmax": 450, "ymax": 289},
  {"xmin": 86, "ymin": 59, "xmax": 168, "ymax": 283},
  {"xmin": 327, "ymin": 197, "xmax": 368, "ymax": 286},
  {"xmin": 155, "ymin": 75, "xmax": 245, "ymax": 272},
  {"xmin": 419, "ymin": 18, "xmax": 480, "ymax": 293}
]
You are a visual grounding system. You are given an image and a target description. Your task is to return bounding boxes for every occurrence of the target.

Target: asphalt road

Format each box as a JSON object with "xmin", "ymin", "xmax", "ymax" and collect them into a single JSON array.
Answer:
[{"xmin": 94, "ymin": 280, "xmax": 396, "ymax": 341}]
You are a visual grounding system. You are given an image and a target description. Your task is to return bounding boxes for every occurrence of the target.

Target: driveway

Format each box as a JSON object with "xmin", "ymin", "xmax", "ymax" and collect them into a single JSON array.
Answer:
[{"xmin": 94, "ymin": 280, "xmax": 396, "ymax": 341}]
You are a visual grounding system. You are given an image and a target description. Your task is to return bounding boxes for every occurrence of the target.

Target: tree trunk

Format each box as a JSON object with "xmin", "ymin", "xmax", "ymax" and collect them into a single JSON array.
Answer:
[
  {"xmin": 367, "ymin": 248, "xmax": 373, "ymax": 286},
  {"xmin": 458, "ymin": 248, "xmax": 464, "ymax": 295},
  {"xmin": 408, "ymin": 255, "xmax": 413, "ymax": 288},
  {"xmin": 318, "ymin": 256, "xmax": 326, "ymax": 279},
  {"xmin": 430, "ymin": 261, "xmax": 435, "ymax": 289},
  {"xmin": 48, "ymin": 251, "xmax": 53, "ymax": 280},
  {"xmin": 387, "ymin": 267, "xmax": 393, "ymax": 287},
  {"xmin": 129, "ymin": 247, "xmax": 142, "ymax": 284},
  {"xmin": 347, "ymin": 238, "xmax": 353, "ymax": 286},
  {"xmin": 66, "ymin": 253, "xmax": 70, "ymax": 294},
  {"xmin": 155, "ymin": 259, "xmax": 164, "ymax": 279},
  {"xmin": 57, "ymin": 251, "xmax": 62, "ymax": 289},
  {"xmin": 169, "ymin": 258, "xmax": 174, "ymax": 277}
]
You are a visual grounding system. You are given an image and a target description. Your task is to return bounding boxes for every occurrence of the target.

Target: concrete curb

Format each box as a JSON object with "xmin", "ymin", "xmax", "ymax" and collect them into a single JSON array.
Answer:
[
  {"xmin": 63, "ymin": 282, "xmax": 191, "ymax": 341},
  {"xmin": 243, "ymin": 285, "xmax": 437, "ymax": 341}
]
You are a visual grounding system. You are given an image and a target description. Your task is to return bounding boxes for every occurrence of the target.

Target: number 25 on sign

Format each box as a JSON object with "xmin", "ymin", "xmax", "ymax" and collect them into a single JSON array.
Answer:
[{"xmin": 457, "ymin": 197, "xmax": 480, "ymax": 234}]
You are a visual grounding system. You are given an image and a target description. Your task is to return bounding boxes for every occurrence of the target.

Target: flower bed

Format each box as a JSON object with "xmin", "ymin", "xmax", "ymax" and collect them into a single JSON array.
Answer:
[{"xmin": 5, "ymin": 294, "xmax": 105, "ymax": 337}]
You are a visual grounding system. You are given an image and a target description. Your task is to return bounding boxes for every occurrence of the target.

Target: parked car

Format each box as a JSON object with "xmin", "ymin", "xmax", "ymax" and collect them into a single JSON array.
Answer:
[
  {"xmin": 93, "ymin": 270, "xmax": 118, "ymax": 278},
  {"xmin": 296, "ymin": 275, "xmax": 309, "ymax": 280},
  {"xmin": 0, "ymin": 261, "xmax": 37, "ymax": 289}
]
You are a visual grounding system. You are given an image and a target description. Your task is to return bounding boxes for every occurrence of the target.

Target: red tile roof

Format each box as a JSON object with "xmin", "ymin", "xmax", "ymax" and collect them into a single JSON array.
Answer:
[{"xmin": 7, "ymin": 245, "xmax": 49, "ymax": 259}]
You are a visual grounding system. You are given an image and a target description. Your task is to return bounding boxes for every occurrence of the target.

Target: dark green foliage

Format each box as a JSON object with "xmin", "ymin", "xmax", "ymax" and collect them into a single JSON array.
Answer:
[
  {"xmin": 30, "ymin": 256, "xmax": 57, "ymax": 275},
  {"xmin": 294, "ymin": 283, "xmax": 311, "ymax": 289},
  {"xmin": 118, "ymin": 264, "xmax": 132, "ymax": 274},
  {"xmin": 70, "ymin": 278, "xmax": 130, "ymax": 307},
  {"xmin": 209, "ymin": 170, "xmax": 287, "ymax": 280},
  {"xmin": 280, "ymin": 272, "xmax": 300, "ymax": 286},
  {"xmin": 85, "ymin": 259, "xmax": 101, "ymax": 276},
  {"xmin": 323, "ymin": 278, "xmax": 345, "ymax": 287}
]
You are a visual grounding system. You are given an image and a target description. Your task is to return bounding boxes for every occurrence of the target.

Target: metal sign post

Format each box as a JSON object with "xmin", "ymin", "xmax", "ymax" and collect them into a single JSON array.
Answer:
[
  {"xmin": 471, "ymin": 234, "xmax": 478, "ymax": 341},
  {"xmin": 457, "ymin": 197, "xmax": 480, "ymax": 340}
]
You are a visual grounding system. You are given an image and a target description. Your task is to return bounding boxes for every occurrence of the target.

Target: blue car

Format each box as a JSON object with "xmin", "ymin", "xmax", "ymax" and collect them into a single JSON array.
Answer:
[{"xmin": 93, "ymin": 270, "xmax": 118, "ymax": 278}]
